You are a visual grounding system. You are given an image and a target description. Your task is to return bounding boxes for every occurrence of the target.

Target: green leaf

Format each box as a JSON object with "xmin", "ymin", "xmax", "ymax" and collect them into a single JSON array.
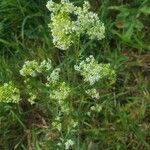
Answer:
[
  {"xmin": 123, "ymin": 23, "xmax": 134, "ymax": 41},
  {"xmin": 140, "ymin": 7, "xmax": 150, "ymax": 14}
]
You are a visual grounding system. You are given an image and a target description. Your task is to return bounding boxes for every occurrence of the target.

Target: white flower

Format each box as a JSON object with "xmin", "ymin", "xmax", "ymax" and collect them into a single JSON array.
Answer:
[
  {"xmin": 90, "ymin": 104, "xmax": 102, "ymax": 112},
  {"xmin": 47, "ymin": 68, "xmax": 60, "ymax": 84},
  {"xmin": 74, "ymin": 55, "xmax": 116, "ymax": 85},
  {"xmin": 20, "ymin": 59, "xmax": 53, "ymax": 77},
  {"xmin": 20, "ymin": 59, "xmax": 61, "ymax": 105},
  {"xmin": 50, "ymin": 82, "xmax": 71, "ymax": 100},
  {"xmin": 38, "ymin": 59, "xmax": 52, "ymax": 72},
  {"xmin": 52, "ymin": 114, "xmax": 62, "ymax": 131},
  {"xmin": 20, "ymin": 60, "xmax": 39, "ymax": 77},
  {"xmin": 65, "ymin": 139, "xmax": 74, "ymax": 150},
  {"xmin": 46, "ymin": 0, "xmax": 105, "ymax": 50},
  {"xmin": 86, "ymin": 88, "xmax": 100, "ymax": 99},
  {"xmin": 46, "ymin": 0, "xmax": 54, "ymax": 11},
  {"xmin": 50, "ymin": 12, "xmax": 74, "ymax": 50},
  {"xmin": 28, "ymin": 93, "xmax": 37, "ymax": 105},
  {"xmin": 74, "ymin": 1, "xmax": 105, "ymax": 40}
]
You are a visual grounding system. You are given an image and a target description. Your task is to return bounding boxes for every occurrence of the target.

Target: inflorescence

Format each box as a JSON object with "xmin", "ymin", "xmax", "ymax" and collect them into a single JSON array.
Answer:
[
  {"xmin": 74, "ymin": 55, "xmax": 116, "ymax": 85},
  {"xmin": 20, "ymin": 59, "xmax": 71, "ymax": 105},
  {"xmin": 20, "ymin": 59, "xmax": 52, "ymax": 77},
  {"xmin": 46, "ymin": 0, "xmax": 105, "ymax": 50}
]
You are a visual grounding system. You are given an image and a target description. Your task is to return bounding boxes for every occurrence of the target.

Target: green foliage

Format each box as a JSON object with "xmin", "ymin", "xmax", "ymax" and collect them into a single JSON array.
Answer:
[{"xmin": 0, "ymin": 0, "xmax": 150, "ymax": 149}]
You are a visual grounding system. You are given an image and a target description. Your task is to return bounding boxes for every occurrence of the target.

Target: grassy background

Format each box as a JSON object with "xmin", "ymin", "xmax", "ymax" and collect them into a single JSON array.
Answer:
[{"xmin": 0, "ymin": 0, "xmax": 150, "ymax": 149}]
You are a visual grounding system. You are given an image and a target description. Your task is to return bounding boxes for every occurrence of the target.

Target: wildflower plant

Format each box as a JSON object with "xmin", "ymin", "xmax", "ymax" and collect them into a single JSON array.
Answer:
[
  {"xmin": 0, "ymin": 0, "xmax": 149, "ymax": 149},
  {"xmin": 0, "ymin": 0, "xmax": 117, "ymax": 149},
  {"xmin": 19, "ymin": 58, "xmax": 72, "ymax": 107}
]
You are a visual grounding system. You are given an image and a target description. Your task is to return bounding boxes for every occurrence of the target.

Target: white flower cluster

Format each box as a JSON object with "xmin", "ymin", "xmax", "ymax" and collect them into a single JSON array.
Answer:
[
  {"xmin": 50, "ymin": 82, "xmax": 70, "ymax": 101},
  {"xmin": 52, "ymin": 114, "xmax": 78, "ymax": 134},
  {"xmin": 65, "ymin": 139, "xmax": 74, "ymax": 150},
  {"xmin": 48, "ymin": 81, "xmax": 71, "ymax": 113},
  {"xmin": 52, "ymin": 115, "xmax": 62, "ymax": 131},
  {"xmin": 28, "ymin": 92, "xmax": 37, "ymax": 105},
  {"xmin": 0, "ymin": 82, "xmax": 20, "ymax": 103},
  {"xmin": 46, "ymin": 0, "xmax": 105, "ymax": 50},
  {"xmin": 74, "ymin": 55, "xmax": 116, "ymax": 85},
  {"xmin": 46, "ymin": 68, "xmax": 61, "ymax": 84},
  {"xmin": 86, "ymin": 88, "xmax": 100, "ymax": 99},
  {"xmin": 90, "ymin": 104, "xmax": 102, "ymax": 112},
  {"xmin": 20, "ymin": 59, "xmax": 61, "ymax": 104},
  {"xmin": 74, "ymin": 1, "xmax": 105, "ymax": 40},
  {"xmin": 20, "ymin": 59, "xmax": 52, "ymax": 77},
  {"xmin": 20, "ymin": 60, "xmax": 39, "ymax": 77},
  {"xmin": 58, "ymin": 138, "xmax": 74, "ymax": 150},
  {"xmin": 37, "ymin": 59, "xmax": 52, "ymax": 72},
  {"xmin": 87, "ymin": 104, "xmax": 103, "ymax": 116},
  {"xmin": 46, "ymin": 0, "xmax": 76, "ymax": 50}
]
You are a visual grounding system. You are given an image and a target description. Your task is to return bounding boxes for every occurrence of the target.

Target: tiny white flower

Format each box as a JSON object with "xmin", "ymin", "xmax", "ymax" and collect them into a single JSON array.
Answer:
[
  {"xmin": 74, "ymin": 55, "xmax": 116, "ymax": 85},
  {"xmin": 46, "ymin": 0, "xmax": 105, "ymax": 50},
  {"xmin": 50, "ymin": 82, "xmax": 71, "ymax": 100},
  {"xmin": 86, "ymin": 88, "xmax": 100, "ymax": 99},
  {"xmin": 90, "ymin": 104, "xmax": 102, "ymax": 112},
  {"xmin": 65, "ymin": 139, "xmax": 74, "ymax": 150}
]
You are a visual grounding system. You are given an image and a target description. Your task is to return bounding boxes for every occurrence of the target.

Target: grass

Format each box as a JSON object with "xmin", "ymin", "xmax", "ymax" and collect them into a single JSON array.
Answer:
[{"xmin": 0, "ymin": 0, "xmax": 150, "ymax": 149}]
